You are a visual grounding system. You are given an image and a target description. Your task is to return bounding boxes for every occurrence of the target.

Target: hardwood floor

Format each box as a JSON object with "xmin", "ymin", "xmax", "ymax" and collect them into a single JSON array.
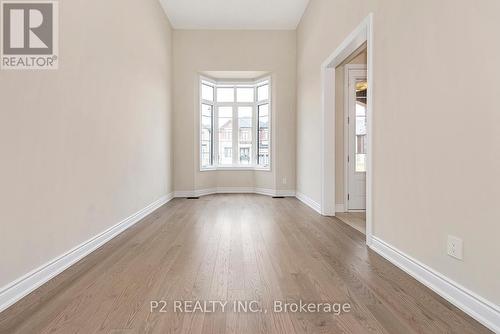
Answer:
[
  {"xmin": 0, "ymin": 194, "xmax": 491, "ymax": 334},
  {"xmin": 336, "ymin": 212, "xmax": 366, "ymax": 234}
]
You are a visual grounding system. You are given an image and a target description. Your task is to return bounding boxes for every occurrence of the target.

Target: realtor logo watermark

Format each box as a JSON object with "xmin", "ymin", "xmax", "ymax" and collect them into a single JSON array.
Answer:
[
  {"xmin": 1, "ymin": 0, "xmax": 58, "ymax": 69},
  {"xmin": 150, "ymin": 300, "xmax": 352, "ymax": 315}
]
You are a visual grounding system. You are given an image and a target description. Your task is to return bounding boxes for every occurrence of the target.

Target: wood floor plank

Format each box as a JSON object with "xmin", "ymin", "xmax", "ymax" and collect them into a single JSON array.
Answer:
[{"xmin": 0, "ymin": 194, "xmax": 492, "ymax": 334}]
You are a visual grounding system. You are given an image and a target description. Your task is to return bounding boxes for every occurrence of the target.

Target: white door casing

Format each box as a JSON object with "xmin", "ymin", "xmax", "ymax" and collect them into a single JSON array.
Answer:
[{"xmin": 320, "ymin": 13, "xmax": 373, "ymax": 245}]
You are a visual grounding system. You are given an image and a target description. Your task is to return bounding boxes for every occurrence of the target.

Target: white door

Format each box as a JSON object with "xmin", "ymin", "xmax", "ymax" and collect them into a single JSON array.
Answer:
[{"xmin": 347, "ymin": 68, "xmax": 367, "ymax": 210}]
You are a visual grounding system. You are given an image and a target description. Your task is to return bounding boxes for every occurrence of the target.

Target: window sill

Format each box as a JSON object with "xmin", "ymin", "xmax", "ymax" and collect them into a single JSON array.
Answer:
[{"xmin": 200, "ymin": 166, "xmax": 271, "ymax": 172}]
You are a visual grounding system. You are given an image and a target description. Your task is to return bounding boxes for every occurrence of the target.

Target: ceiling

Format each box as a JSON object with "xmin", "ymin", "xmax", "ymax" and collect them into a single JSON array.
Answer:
[{"xmin": 159, "ymin": 0, "xmax": 310, "ymax": 30}]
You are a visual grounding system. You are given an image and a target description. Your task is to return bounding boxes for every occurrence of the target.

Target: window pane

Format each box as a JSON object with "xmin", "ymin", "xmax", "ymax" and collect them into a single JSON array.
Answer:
[
  {"xmin": 356, "ymin": 135, "xmax": 367, "ymax": 154},
  {"xmin": 355, "ymin": 153, "xmax": 366, "ymax": 172},
  {"xmin": 201, "ymin": 104, "xmax": 213, "ymax": 167},
  {"xmin": 238, "ymin": 107, "xmax": 253, "ymax": 164},
  {"xmin": 237, "ymin": 87, "xmax": 254, "ymax": 102},
  {"xmin": 257, "ymin": 84, "xmax": 269, "ymax": 101},
  {"xmin": 354, "ymin": 81, "xmax": 367, "ymax": 173},
  {"xmin": 356, "ymin": 114, "xmax": 367, "ymax": 135},
  {"xmin": 356, "ymin": 80, "xmax": 367, "ymax": 109},
  {"xmin": 202, "ymin": 83, "xmax": 214, "ymax": 101},
  {"xmin": 356, "ymin": 101, "xmax": 366, "ymax": 117},
  {"xmin": 356, "ymin": 80, "xmax": 367, "ymax": 119},
  {"xmin": 217, "ymin": 87, "xmax": 234, "ymax": 102},
  {"xmin": 218, "ymin": 106, "xmax": 232, "ymax": 118},
  {"xmin": 218, "ymin": 106, "xmax": 233, "ymax": 165},
  {"xmin": 257, "ymin": 104, "xmax": 270, "ymax": 166}
]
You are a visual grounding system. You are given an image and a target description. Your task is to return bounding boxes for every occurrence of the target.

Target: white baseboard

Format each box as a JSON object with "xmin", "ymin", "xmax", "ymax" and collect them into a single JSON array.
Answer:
[
  {"xmin": 174, "ymin": 187, "xmax": 296, "ymax": 198},
  {"xmin": 0, "ymin": 193, "xmax": 173, "ymax": 313},
  {"xmin": 370, "ymin": 236, "xmax": 500, "ymax": 333},
  {"xmin": 295, "ymin": 191, "xmax": 322, "ymax": 214}
]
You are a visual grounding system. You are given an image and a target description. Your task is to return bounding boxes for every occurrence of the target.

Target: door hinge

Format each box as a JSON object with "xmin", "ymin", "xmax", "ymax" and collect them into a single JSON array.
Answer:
[
  {"xmin": 348, "ymin": 116, "xmax": 350, "ymax": 124},
  {"xmin": 348, "ymin": 194, "xmax": 350, "ymax": 200},
  {"xmin": 347, "ymin": 155, "xmax": 350, "ymax": 163}
]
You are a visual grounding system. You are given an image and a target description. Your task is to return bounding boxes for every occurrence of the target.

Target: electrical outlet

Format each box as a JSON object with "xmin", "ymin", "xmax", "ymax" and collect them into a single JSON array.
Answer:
[
  {"xmin": 447, "ymin": 236, "xmax": 463, "ymax": 260},
  {"xmin": 282, "ymin": 177, "xmax": 287, "ymax": 185}
]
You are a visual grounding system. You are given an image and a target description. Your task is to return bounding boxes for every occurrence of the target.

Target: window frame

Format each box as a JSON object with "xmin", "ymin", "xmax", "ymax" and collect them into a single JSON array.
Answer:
[
  {"xmin": 257, "ymin": 102, "xmax": 270, "ymax": 167},
  {"xmin": 199, "ymin": 76, "xmax": 272, "ymax": 171},
  {"xmin": 200, "ymin": 103, "xmax": 214, "ymax": 167}
]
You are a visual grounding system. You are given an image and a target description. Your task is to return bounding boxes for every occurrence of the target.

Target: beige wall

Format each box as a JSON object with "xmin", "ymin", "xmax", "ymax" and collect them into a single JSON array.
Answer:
[
  {"xmin": 0, "ymin": 0, "xmax": 173, "ymax": 288},
  {"xmin": 172, "ymin": 30, "xmax": 296, "ymax": 193},
  {"xmin": 297, "ymin": 0, "xmax": 500, "ymax": 304},
  {"xmin": 335, "ymin": 50, "xmax": 367, "ymax": 207}
]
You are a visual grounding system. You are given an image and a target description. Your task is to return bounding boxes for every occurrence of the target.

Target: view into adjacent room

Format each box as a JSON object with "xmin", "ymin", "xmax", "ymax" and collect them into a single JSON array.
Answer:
[{"xmin": 335, "ymin": 46, "xmax": 368, "ymax": 235}]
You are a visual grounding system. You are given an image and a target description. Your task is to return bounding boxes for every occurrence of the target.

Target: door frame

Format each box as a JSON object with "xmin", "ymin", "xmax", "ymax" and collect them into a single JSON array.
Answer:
[
  {"xmin": 320, "ymin": 14, "xmax": 373, "ymax": 245},
  {"xmin": 344, "ymin": 64, "xmax": 367, "ymax": 212}
]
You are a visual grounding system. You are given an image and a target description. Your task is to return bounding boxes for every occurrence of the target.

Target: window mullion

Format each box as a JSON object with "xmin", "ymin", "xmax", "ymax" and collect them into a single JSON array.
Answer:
[
  {"xmin": 214, "ymin": 103, "xmax": 219, "ymax": 167},
  {"xmin": 253, "ymin": 85, "xmax": 257, "ymax": 166},
  {"xmin": 257, "ymin": 104, "xmax": 260, "ymax": 166},
  {"xmin": 232, "ymin": 86, "xmax": 237, "ymax": 166},
  {"xmin": 253, "ymin": 102, "xmax": 257, "ymax": 166},
  {"xmin": 210, "ymin": 103, "xmax": 214, "ymax": 166},
  {"xmin": 213, "ymin": 86, "xmax": 218, "ymax": 167},
  {"xmin": 233, "ymin": 104, "xmax": 238, "ymax": 166}
]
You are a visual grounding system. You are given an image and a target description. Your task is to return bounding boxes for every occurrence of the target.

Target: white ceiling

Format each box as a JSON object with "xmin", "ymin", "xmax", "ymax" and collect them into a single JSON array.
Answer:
[{"xmin": 159, "ymin": 0, "xmax": 310, "ymax": 30}]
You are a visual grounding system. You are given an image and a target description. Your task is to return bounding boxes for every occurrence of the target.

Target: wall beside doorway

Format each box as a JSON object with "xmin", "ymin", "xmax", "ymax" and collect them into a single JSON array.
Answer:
[
  {"xmin": 296, "ymin": 0, "xmax": 500, "ymax": 316},
  {"xmin": 335, "ymin": 50, "xmax": 367, "ymax": 211}
]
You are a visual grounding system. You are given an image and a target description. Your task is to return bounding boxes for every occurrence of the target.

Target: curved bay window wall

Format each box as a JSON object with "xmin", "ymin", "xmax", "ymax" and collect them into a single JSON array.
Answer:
[{"xmin": 200, "ymin": 76, "xmax": 271, "ymax": 170}]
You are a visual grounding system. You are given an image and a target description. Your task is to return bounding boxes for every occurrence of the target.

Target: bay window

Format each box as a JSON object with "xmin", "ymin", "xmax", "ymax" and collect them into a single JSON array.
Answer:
[{"xmin": 200, "ymin": 77, "xmax": 271, "ymax": 170}]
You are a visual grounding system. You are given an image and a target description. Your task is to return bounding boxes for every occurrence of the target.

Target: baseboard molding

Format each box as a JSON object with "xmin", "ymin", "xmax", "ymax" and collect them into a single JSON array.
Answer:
[
  {"xmin": 0, "ymin": 193, "xmax": 173, "ymax": 313},
  {"xmin": 295, "ymin": 191, "xmax": 322, "ymax": 214},
  {"xmin": 174, "ymin": 188, "xmax": 296, "ymax": 198},
  {"xmin": 370, "ymin": 236, "xmax": 500, "ymax": 333}
]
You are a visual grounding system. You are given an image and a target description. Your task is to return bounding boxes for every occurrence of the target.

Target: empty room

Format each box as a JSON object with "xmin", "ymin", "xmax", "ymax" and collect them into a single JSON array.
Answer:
[{"xmin": 0, "ymin": 0, "xmax": 499, "ymax": 333}]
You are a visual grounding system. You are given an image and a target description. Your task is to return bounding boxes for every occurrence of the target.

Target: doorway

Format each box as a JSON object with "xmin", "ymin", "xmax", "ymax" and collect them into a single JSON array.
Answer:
[
  {"xmin": 320, "ymin": 14, "xmax": 373, "ymax": 244},
  {"xmin": 336, "ymin": 61, "xmax": 367, "ymax": 234}
]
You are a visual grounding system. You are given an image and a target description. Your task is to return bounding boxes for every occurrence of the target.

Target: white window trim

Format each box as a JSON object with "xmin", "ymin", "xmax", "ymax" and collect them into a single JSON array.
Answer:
[{"xmin": 199, "ymin": 75, "xmax": 272, "ymax": 172}]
